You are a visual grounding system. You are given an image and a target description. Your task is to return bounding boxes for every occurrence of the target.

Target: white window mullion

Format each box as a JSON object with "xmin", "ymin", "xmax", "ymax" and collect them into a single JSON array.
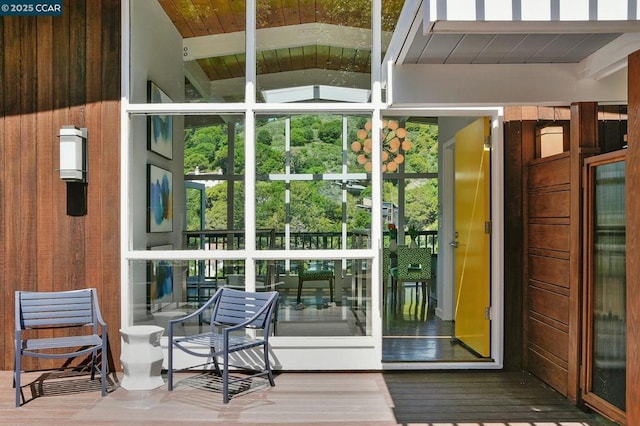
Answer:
[
  {"xmin": 245, "ymin": 0, "xmax": 257, "ymax": 289},
  {"xmin": 285, "ymin": 117, "xmax": 291, "ymax": 271}
]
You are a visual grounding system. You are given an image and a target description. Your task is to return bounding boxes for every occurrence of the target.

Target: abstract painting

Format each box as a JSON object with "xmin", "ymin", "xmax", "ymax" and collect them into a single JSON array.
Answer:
[
  {"xmin": 148, "ymin": 164, "xmax": 173, "ymax": 232},
  {"xmin": 147, "ymin": 81, "xmax": 173, "ymax": 159},
  {"xmin": 147, "ymin": 244, "xmax": 174, "ymax": 310}
]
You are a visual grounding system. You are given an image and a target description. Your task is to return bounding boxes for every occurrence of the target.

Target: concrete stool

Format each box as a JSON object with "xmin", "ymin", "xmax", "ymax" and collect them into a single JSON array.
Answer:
[
  {"xmin": 119, "ymin": 325, "xmax": 165, "ymax": 390},
  {"xmin": 152, "ymin": 311, "xmax": 186, "ymax": 336}
]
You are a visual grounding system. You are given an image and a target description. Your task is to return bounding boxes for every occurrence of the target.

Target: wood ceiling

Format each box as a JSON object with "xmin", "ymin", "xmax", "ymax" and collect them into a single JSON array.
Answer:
[
  {"xmin": 157, "ymin": 0, "xmax": 404, "ymax": 100},
  {"xmin": 157, "ymin": 1, "xmax": 627, "ymax": 102}
]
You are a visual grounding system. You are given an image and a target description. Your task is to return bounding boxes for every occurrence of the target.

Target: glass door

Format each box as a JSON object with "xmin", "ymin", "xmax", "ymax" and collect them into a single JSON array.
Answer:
[{"xmin": 582, "ymin": 149, "xmax": 626, "ymax": 424}]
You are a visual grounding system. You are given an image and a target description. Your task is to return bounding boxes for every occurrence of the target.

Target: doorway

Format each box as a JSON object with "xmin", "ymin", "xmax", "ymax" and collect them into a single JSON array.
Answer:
[{"xmin": 382, "ymin": 116, "xmax": 495, "ymax": 363}]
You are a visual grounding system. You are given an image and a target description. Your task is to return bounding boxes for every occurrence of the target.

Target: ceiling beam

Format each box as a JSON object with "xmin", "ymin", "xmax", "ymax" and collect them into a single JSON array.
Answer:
[
  {"xmin": 390, "ymin": 63, "xmax": 627, "ymax": 106},
  {"xmin": 183, "ymin": 23, "xmax": 379, "ymax": 61},
  {"xmin": 579, "ymin": 33, "xmax": 640, "ymax": 79}
]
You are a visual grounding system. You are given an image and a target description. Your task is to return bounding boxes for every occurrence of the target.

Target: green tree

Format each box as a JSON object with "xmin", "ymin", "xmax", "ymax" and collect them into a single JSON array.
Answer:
[{"xmin": 317, "ymin": 119, "xmax": 342, "ymax": 145}]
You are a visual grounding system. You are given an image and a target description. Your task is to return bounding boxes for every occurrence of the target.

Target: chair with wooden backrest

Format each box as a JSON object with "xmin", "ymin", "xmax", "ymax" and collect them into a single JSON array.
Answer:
[
  {"xmin": 389, "ymin": 247, "xmax": 432, "ymax": 304},
  {"xmin": 168, "ymin": 287, "xmax": 279, "ymax": 403},
  {"xmin": 14, "ymin": 288, "xmax": 109, "ymax": 407}
]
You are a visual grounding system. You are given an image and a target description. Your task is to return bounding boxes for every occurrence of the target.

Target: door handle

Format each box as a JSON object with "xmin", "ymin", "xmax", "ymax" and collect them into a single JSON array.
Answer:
[{"xmin": 450, "ymin": 232, "xmax": 459, "ymax": 248}]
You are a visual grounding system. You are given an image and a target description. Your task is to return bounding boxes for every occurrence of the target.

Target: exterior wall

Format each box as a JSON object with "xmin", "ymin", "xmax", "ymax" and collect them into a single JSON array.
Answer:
[
  {"xmin": 626, "ymin": 50, "xmax": 640, "ymax": 425},
  {"xmin": 0, "ymin": 1, "xmax": 121, "ymax": 370}
]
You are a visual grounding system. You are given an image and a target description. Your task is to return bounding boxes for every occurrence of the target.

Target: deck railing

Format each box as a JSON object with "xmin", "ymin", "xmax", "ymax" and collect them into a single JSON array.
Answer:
[{"xmin": 182, "ymin": 229, "xmax": 438, "ymax": 283}]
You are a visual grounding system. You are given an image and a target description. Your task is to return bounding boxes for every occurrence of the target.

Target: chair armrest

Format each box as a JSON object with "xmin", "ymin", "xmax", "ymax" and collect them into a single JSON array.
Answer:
[{"xmin": 169, "ymin": 290, "xmax": 222, "ymax": 327}]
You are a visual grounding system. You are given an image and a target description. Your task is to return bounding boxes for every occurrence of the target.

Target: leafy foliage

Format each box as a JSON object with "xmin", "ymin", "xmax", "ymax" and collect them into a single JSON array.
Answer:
[{"xmin": 183, "ymin": 115, "xmax": 439, "ymax": 235}]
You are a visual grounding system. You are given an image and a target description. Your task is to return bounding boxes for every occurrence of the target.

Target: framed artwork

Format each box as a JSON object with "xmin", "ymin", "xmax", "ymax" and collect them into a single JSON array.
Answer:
[
  {"xmin": 147, "ymin": 244, "xmax": 174, "ymax": 311},
  {"xmin": 147, "ymin": 81, "xmax": 173, "ymax": 159},
  {"xmin": 147, "ymin": 164, "xmax": 173, "ymax": 232}
]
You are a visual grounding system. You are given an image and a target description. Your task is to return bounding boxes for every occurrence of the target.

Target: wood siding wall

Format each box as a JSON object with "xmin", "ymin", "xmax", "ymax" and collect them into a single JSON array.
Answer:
[
  {"xmin": 526, "ymin": 152, "xmax": 573, "ymax": 396},
  {"xmin": 0, "ymin": 1, "xmax": 121, "ymax": 370},
  {"xmin": 626, "ymin": 50, "xmax": 640, "ymax": 425}
]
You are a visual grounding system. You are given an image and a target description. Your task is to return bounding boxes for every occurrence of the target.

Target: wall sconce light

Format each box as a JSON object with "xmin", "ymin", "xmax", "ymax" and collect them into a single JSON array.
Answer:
[{"xmin": 59, "ymin": 125, "xmax": 87, "ymax": 182}]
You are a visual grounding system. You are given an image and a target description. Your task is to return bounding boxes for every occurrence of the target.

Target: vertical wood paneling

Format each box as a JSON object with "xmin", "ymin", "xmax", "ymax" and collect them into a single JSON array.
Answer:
[
  {"xmin": 0, "ymin": 16, "xmax": 5, "ymax": 370},
  {"xmin": 35, "ymin": 15, "xmax": 56, "ymax": 369},
  {"xmin": 3, "ymin": 16, "xmax": 24, "ymax": 371},
  {"xmin": 99, "ymin": 0, "xmax": 122, "ymax": 362},
  {"xmin": 0, "ymin": 0, "xmax": 121, "ymax": 371},
  {"xmin": 568, "ymin": 102, "xmax": 598, "ymax": 402},
  {"xmin": 525, "ymin": 118, "xmax": 572, "ymax": 399},
  {"xmin": 503, "ymin": 119, "xmax": 524, "ymax": 371},
  {"xmin": 626, "ymin": 49, "xmax": 640, "ymax": 426}
]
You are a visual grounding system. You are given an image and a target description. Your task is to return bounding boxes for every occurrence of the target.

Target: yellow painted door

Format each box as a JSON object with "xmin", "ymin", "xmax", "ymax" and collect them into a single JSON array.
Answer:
[{"xmin": 454, "ymin": 117, "xmax": 491, "ymax": 358}]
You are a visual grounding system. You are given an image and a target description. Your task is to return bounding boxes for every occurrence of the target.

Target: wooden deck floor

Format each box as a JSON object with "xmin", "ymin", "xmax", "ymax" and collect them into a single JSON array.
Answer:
[{"xmin": 1, "ymin": 370, "xmax": 618, "ymax": 425}]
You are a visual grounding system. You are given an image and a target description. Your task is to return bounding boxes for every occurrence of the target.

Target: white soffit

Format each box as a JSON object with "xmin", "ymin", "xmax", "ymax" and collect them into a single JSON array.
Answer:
[{"xmin": 389, "ymin": 62, "xmax": 628, "ymax": 106}]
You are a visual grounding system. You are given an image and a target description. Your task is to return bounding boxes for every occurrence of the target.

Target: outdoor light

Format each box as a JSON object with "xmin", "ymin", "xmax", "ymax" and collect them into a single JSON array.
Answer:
[{"xmin": 59, "ymin": 126, "xmax": 87, "ymax": 182}]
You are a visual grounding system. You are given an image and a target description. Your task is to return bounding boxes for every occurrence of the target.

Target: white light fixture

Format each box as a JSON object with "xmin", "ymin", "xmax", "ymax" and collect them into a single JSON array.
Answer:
[{"xmin": 59, "ymin": 126, "xmax": 87, "ymax": 182}]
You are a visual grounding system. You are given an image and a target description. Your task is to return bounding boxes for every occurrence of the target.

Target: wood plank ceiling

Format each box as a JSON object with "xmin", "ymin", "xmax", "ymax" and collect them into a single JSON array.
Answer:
[
  {"xmin": 157, "ymin": 0, "xmax": 404, "ymax": 101},
  {"xmin": 158, "ymin": 0, "xmax": 626, "ymax": 102}
]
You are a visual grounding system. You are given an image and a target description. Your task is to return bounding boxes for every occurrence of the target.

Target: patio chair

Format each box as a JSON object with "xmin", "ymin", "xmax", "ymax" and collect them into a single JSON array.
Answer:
[
  {"xmin": 167, "ymin": 287, "xmax": 279, "ymax": 403},
  {"xmin": 389, "ymin": 247, "xmax": 432, "ymax": 305},
  {"xmin": 14, "ymin": 288, "xmax": 109, "ymax": 407}
]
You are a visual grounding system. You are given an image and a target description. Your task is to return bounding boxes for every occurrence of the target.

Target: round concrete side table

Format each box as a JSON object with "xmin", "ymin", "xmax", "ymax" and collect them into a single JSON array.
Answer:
[{"xmin": 119, "ymin": 325, "xmax": 165, "ymax": 390}]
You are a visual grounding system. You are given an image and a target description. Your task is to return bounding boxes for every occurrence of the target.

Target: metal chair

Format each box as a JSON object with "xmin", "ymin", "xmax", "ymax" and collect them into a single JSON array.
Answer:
[
  {"xmin": 14, "ymin": 288, "xmax": 109, "ymax": 407},
  {"xmin": 167, "ymin": 287, "xmax": 279, "ymax": 403}
]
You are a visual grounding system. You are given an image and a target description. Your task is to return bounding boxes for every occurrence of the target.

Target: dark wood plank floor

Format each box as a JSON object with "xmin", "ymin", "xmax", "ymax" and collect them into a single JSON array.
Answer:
[
  {"xmin": 1, "ymin": 370, "xmax": 618, "ymax": 425},
  {"xmin": 384, "ymin": 371, "xmax": 618, "ymax": 425}
]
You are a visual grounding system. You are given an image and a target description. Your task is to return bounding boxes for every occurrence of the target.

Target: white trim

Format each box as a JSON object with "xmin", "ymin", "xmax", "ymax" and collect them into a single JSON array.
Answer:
[
  {"xmin": 438, "ymin": 136, "xmax": 455, "ymax": 321},
  {"xmin": 381, "ymin": 106, "xmax": 505, "ymax": 368},
  {"xmin": 123, "ymin": 0, "xmax": 507, "ymax": 371},
  {"xmin": 426, "ymin": 19, "xmax": 640, "ymax": 34},
  {"xmin": 121, "ymin": 0, "xmax": 131, "ymax": 329},
  {"xmin": 425, "ymin": 0, "xmax": 635, "ymax": 21},
  {"xmin": 580, "ymin": 32, "xmax": 640, "ymax": 79}
]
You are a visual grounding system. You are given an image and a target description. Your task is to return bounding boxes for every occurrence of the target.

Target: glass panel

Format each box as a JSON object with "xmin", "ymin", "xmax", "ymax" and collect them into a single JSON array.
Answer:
[
  {"xmin": 130, "ymin": 258, "xmax": 245, "ymax": 334},
  {"xmin": 184, "ymin": 115, "xmax": 245, "ymax": 249},
  {"xmin": 130, "ymin": 256, "xmax": 371, "ymax": 337},
  {"xmin": 592, "ymin": 160, "xmax": 626, "ymax": 411},
  {"xmin": 256, "ymin": 114, "xmax": 372, "ymax": 250},
  {"xmin": 275, "ymin": 257, "xmax": 372, "ymax": 336},
  {"xmin": 381, "ymin": 0, "xmax": 406, "ymax": 103},
  {"xmin": 403, "ymin": 120, "xmax": 439, "ymax": 173},
  {"xmin": 130, "ymin": 1, "xmax": 246, "ymax": 103},
  {"xmin": 256, "ymin": 0, "xmax": 372, "ymax": 103},
  {"xmin": 403, "ymin": 177, "xmax": 439, "ymax": 251}
]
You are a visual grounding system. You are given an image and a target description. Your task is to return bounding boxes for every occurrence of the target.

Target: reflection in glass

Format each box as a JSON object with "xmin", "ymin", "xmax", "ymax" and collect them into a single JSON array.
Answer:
[
  {"xmin": 183, "ymin": 115, "xmax": 245, "ymax": 248},
  {"xmin": 255, "ymin": 114, "xmax": 372, "ymax": 250},
  {"xmin": 592, "ymin": 160, "xmax": 626, "ymax": 411},
  {"xmin": 130, "ymin": 257, "xmax": 371, "ymax": 337},
  {"xmin": 256, "ymin": 0, "xmax": 373, "ymax": 102}
]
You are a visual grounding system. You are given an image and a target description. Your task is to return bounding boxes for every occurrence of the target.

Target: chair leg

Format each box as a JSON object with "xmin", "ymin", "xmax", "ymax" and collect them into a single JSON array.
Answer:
[
  {"xmin": 91, "ymin": 352, "xmax": 97, "ymax": 381},
  {"xmin": 15, "ymin": 349, "xmax": 21, "ymax": 407},
  {"xmin": 222, "ymin": 349, "xmax": 229, "ymax": 404},
  {"xmin": 297, "ymin": 277, "xmax": 303, "ymax": 304},
  {"xmin": 168, "ymin": 340, "xmax": 174, "ymax": 391},
  {"xmin": 263, "ymin": 343, "xmax": 275, "ymax": 387},
  {"xmin": 329, "ymin": 277, "xmax": 334, "ymax": 302},
  {"xmin": 211, "ymin": 347, "xmax": 222, "ymax": 376},
  {"xmin": 100, "ymin": 347, "xmax": 107, "ymax": 397}
]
